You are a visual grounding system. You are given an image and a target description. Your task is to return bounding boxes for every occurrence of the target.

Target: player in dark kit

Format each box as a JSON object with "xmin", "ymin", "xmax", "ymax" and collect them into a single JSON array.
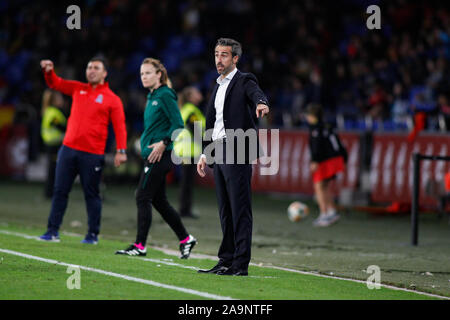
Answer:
[{"xmin": 305, "ymin": 103, "xmax": 347, "ymax": 227}]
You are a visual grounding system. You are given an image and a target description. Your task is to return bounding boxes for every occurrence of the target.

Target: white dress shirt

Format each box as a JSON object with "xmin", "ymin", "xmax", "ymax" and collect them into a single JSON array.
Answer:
[
  {"xmin": 212, "ymin": 67, "xmax": 238, "ymax": 141},
  {"xmin": 200, "ymin": 67, "xmax": 238, "ymax": 162}
]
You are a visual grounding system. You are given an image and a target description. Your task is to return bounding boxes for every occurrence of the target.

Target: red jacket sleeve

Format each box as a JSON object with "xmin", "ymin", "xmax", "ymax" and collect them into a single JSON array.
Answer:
[
  {"xmin": 43, "ymin": 69, "xmax": 82, "ymax": 96},
  {"xmin": 110, "ymin": 96, "xmax": 127, "ymax": 150}
]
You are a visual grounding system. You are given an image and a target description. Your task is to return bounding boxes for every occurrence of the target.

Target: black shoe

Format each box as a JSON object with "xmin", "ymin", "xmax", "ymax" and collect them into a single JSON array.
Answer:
[
  {"xmin": 216, "ymin": 268, "xmax": 248, "ymax": 276},
  {"xmin": 197, "ymin": 264, "xmax": 230, "ymax": 274},
  {"xmin": 179, "ymin": 235, "xmax": 197, "ymax": 259},
  {"xmin": 115, "ymin": 243, "xmax": 147, "ymax": 256}
]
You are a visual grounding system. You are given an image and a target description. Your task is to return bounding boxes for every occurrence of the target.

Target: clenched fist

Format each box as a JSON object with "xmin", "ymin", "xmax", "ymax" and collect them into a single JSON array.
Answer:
[{"xmin": 40, "ymin": 60, "xmax": 54, "ymax": 72}]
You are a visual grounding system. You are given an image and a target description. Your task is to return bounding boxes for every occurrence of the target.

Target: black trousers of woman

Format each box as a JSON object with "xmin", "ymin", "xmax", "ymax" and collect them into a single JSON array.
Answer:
[{"xmin": 135, "ymin": 150, "xmax": 188, "ymax": 246}]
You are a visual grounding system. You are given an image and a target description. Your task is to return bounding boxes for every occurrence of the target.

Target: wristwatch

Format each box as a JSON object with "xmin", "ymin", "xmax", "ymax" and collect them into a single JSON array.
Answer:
[
  {"xmin": 258, "ymin": 100, "xmax": 269, "ymax": 106},
  {"xmin": 117, "ymin": 149, "xmax": 126, "ymax": 154},
  {"xmin": 162, "ymin": 138, "xmax": 171, "ymax": 146}
]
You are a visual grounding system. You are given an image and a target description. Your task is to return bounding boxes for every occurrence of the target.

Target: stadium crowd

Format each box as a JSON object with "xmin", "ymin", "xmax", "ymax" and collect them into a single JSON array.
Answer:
[{"xmin": 1, "ymin": 0, "xmax": 449, "ymax": 147}]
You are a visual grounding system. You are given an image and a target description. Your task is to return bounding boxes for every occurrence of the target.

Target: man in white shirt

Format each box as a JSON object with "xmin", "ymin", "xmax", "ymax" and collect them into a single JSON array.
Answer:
[
  {"xmin": 211, "ymin": 67, "xmax": 238, "ymax": 141},
  {"xmin": 197, "ymin": 38, "xmax": 269, "ymax": 276}
]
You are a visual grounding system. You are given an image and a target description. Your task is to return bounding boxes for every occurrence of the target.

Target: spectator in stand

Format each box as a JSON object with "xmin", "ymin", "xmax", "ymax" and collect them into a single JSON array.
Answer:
[
  {"xmin": 438, "ymin": 94, "xmax": 450, "ymax": 131},
  {"xmin": 2, "ymin": 1, "xmax": 449, "ymax": 135},
  {"xmin": 390, "ymin": 82, "xmax": 410, "ymax": 122},
  {"xmin": 366, "ymin": 80, "xmax": 389, "ymax": 120}
]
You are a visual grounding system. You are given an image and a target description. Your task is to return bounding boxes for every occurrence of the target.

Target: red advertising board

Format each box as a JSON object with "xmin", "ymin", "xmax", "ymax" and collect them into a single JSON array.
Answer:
[
  {"xmin": 0, "ymin": 124, "xmax": 29, "ymax": 178},
  {"xmin": 370, "ymin": 133, "xmax": 450, "ymax": 205},
  {"xmin": 197, "ymin": 129, "xmax": 360, "ymax": 196},
  {"xmin": 196, "ymin": 129, "xmax": 450, "ymax": 207}
]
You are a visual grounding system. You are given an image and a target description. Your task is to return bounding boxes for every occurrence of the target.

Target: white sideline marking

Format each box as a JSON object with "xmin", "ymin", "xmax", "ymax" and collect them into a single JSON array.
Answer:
[
  {"xmin": 264, "ymin": 265, "xmax": 450, "ymax": 300},
  {"xmin": 140, "ymin": 257, "xmax": 199, "ymax": 271},
  {"xmin": 0, "ymin": 248, "xmax": 235, "ymax": 300},
  {"xmin": 152, "ymin": 247, "xmax": 450, "ymax": 300},
  {"xmin": 0, "ymin": 230, "xmax": 41, "ymax": 240},
  {"xmin": 1, "ymin": 229, "xmax": 448, "ymax": 300}
]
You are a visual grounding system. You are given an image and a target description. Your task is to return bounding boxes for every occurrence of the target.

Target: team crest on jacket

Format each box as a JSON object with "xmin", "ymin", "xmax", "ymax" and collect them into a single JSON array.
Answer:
[
  {"xmin": 95, "ymin": 94, "xmax": 103, "ymax": 104},
  {"xmin": 152, "ymin": 101, "xmax": 158, "ymax": 106}
]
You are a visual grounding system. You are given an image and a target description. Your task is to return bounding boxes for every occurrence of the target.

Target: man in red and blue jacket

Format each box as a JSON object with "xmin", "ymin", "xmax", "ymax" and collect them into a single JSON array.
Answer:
[{"xmin": 39, "ymin": 57, "xmax": 127, "ymax": 244}]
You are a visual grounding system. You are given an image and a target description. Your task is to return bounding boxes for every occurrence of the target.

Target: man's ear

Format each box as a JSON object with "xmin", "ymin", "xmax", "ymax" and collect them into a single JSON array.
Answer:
[{"xmin": 233, "ymin": 55, "xmax": 239, "ymax": 65}]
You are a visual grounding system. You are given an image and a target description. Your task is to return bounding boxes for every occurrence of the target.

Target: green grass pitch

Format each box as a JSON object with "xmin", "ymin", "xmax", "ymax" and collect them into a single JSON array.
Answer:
[{"xmin": 0, "ymin": 180, "xmax": 449, "ymax": 300}]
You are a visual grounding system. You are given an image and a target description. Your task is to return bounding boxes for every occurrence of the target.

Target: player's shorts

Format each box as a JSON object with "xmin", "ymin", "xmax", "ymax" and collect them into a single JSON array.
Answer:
[
  {"xmin": 312, "ymin": 156, "xmax": 345, "ymax": 183},
  {"xmin": 445, "ymin": 172, "xmax": 450, "ymax": 192}
]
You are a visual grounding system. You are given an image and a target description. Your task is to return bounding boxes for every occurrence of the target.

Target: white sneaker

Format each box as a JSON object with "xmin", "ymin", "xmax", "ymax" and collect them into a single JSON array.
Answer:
[
  {"xmin": 315, "ymin": 212, "xmax": 340, "ymax": 227},
  {"xmin": 313, "ymin": 214, "xmax": 328, "ymax": 227}
]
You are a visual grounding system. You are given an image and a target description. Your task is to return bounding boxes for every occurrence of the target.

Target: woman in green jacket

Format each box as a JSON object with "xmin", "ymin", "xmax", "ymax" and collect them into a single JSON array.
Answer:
[{"xmin": 116, "ymin": 58, "xmax": 197, "ymax": 258}]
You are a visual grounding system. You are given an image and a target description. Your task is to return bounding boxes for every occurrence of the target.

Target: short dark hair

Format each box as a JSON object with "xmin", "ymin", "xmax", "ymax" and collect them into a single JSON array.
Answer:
[
  {"xmin": 88, "ymin": 56, "xmax": 108, "ymax": 71},
  {"xmin": 215, "ymin": 38, "xmax": 242, "ymax": 58}
]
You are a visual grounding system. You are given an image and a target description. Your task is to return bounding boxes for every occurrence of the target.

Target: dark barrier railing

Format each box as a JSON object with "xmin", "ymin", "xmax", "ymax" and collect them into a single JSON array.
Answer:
[{"xmin": 411, "ymin": 153, "xmax": 450, "ymax": 246}]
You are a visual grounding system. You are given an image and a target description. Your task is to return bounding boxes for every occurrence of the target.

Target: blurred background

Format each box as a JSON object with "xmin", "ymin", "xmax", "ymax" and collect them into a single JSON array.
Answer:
[
  {"xmin": 1, "ymin": 0, "xmax": 450, "ymax": 297},
  {"xmin": 0, "ymin": 0, "xmax": 449, "ymax": 210}
]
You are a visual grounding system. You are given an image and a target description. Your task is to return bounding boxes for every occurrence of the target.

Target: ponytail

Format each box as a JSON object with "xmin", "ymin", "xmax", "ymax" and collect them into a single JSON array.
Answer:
[{"xmin": 141, "ymin": 58, "xmax": 170, "ymax": 87}]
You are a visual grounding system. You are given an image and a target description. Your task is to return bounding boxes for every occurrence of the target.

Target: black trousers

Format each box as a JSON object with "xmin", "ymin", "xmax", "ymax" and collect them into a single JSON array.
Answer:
[
  {"xmin": 135, "ymin": 151, "xmax": 188, "ymax": 246},
  {"xmin": 44, "ymin": 145, "xmax": 60, "ymax": 198},
  {"xmin": 214, "ymin": 158, "xmax": 253, "ymax": 273},
  {"xmin": 47, "ymin": 146, "xmax": 104, "ymax": 235},
  {"xmin": 179, "ymin": 160, "xmax": 196, "ymax": 216}
]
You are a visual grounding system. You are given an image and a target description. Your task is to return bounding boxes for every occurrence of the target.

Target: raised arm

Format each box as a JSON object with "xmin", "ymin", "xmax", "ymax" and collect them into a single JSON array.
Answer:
[{"xmin": 40, "ymin": 59, "xmax": 82, "ymax": 96}]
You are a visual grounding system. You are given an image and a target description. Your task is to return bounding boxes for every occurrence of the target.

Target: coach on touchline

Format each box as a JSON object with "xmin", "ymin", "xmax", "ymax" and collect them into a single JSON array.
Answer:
[
  {"xmin": 197, "ymin": 38, "xmax": 270, "ymax": 276},
  {"xmin": 39, "ymin": 57, "xmax": 127, "ymax": 244}
]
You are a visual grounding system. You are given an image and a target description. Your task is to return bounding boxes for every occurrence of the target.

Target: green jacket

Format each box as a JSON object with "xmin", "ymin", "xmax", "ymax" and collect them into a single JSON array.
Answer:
[
  {"xmin": 41, "ymin": 106, "xmax": 67, "ymax": 146},
  {"xmin": 140, "ymin": 85, "xmax": 184, "ymax": 160}
]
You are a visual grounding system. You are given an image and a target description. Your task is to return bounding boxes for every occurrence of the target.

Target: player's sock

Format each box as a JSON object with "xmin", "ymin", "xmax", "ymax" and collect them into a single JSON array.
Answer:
[
  {"xmin": 134, "ymin": 242, "xmax": 145, "ymax": 250},
  {"xmin": 179, "ymin": 236, "xmax": 190, "ymax": 244}
]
